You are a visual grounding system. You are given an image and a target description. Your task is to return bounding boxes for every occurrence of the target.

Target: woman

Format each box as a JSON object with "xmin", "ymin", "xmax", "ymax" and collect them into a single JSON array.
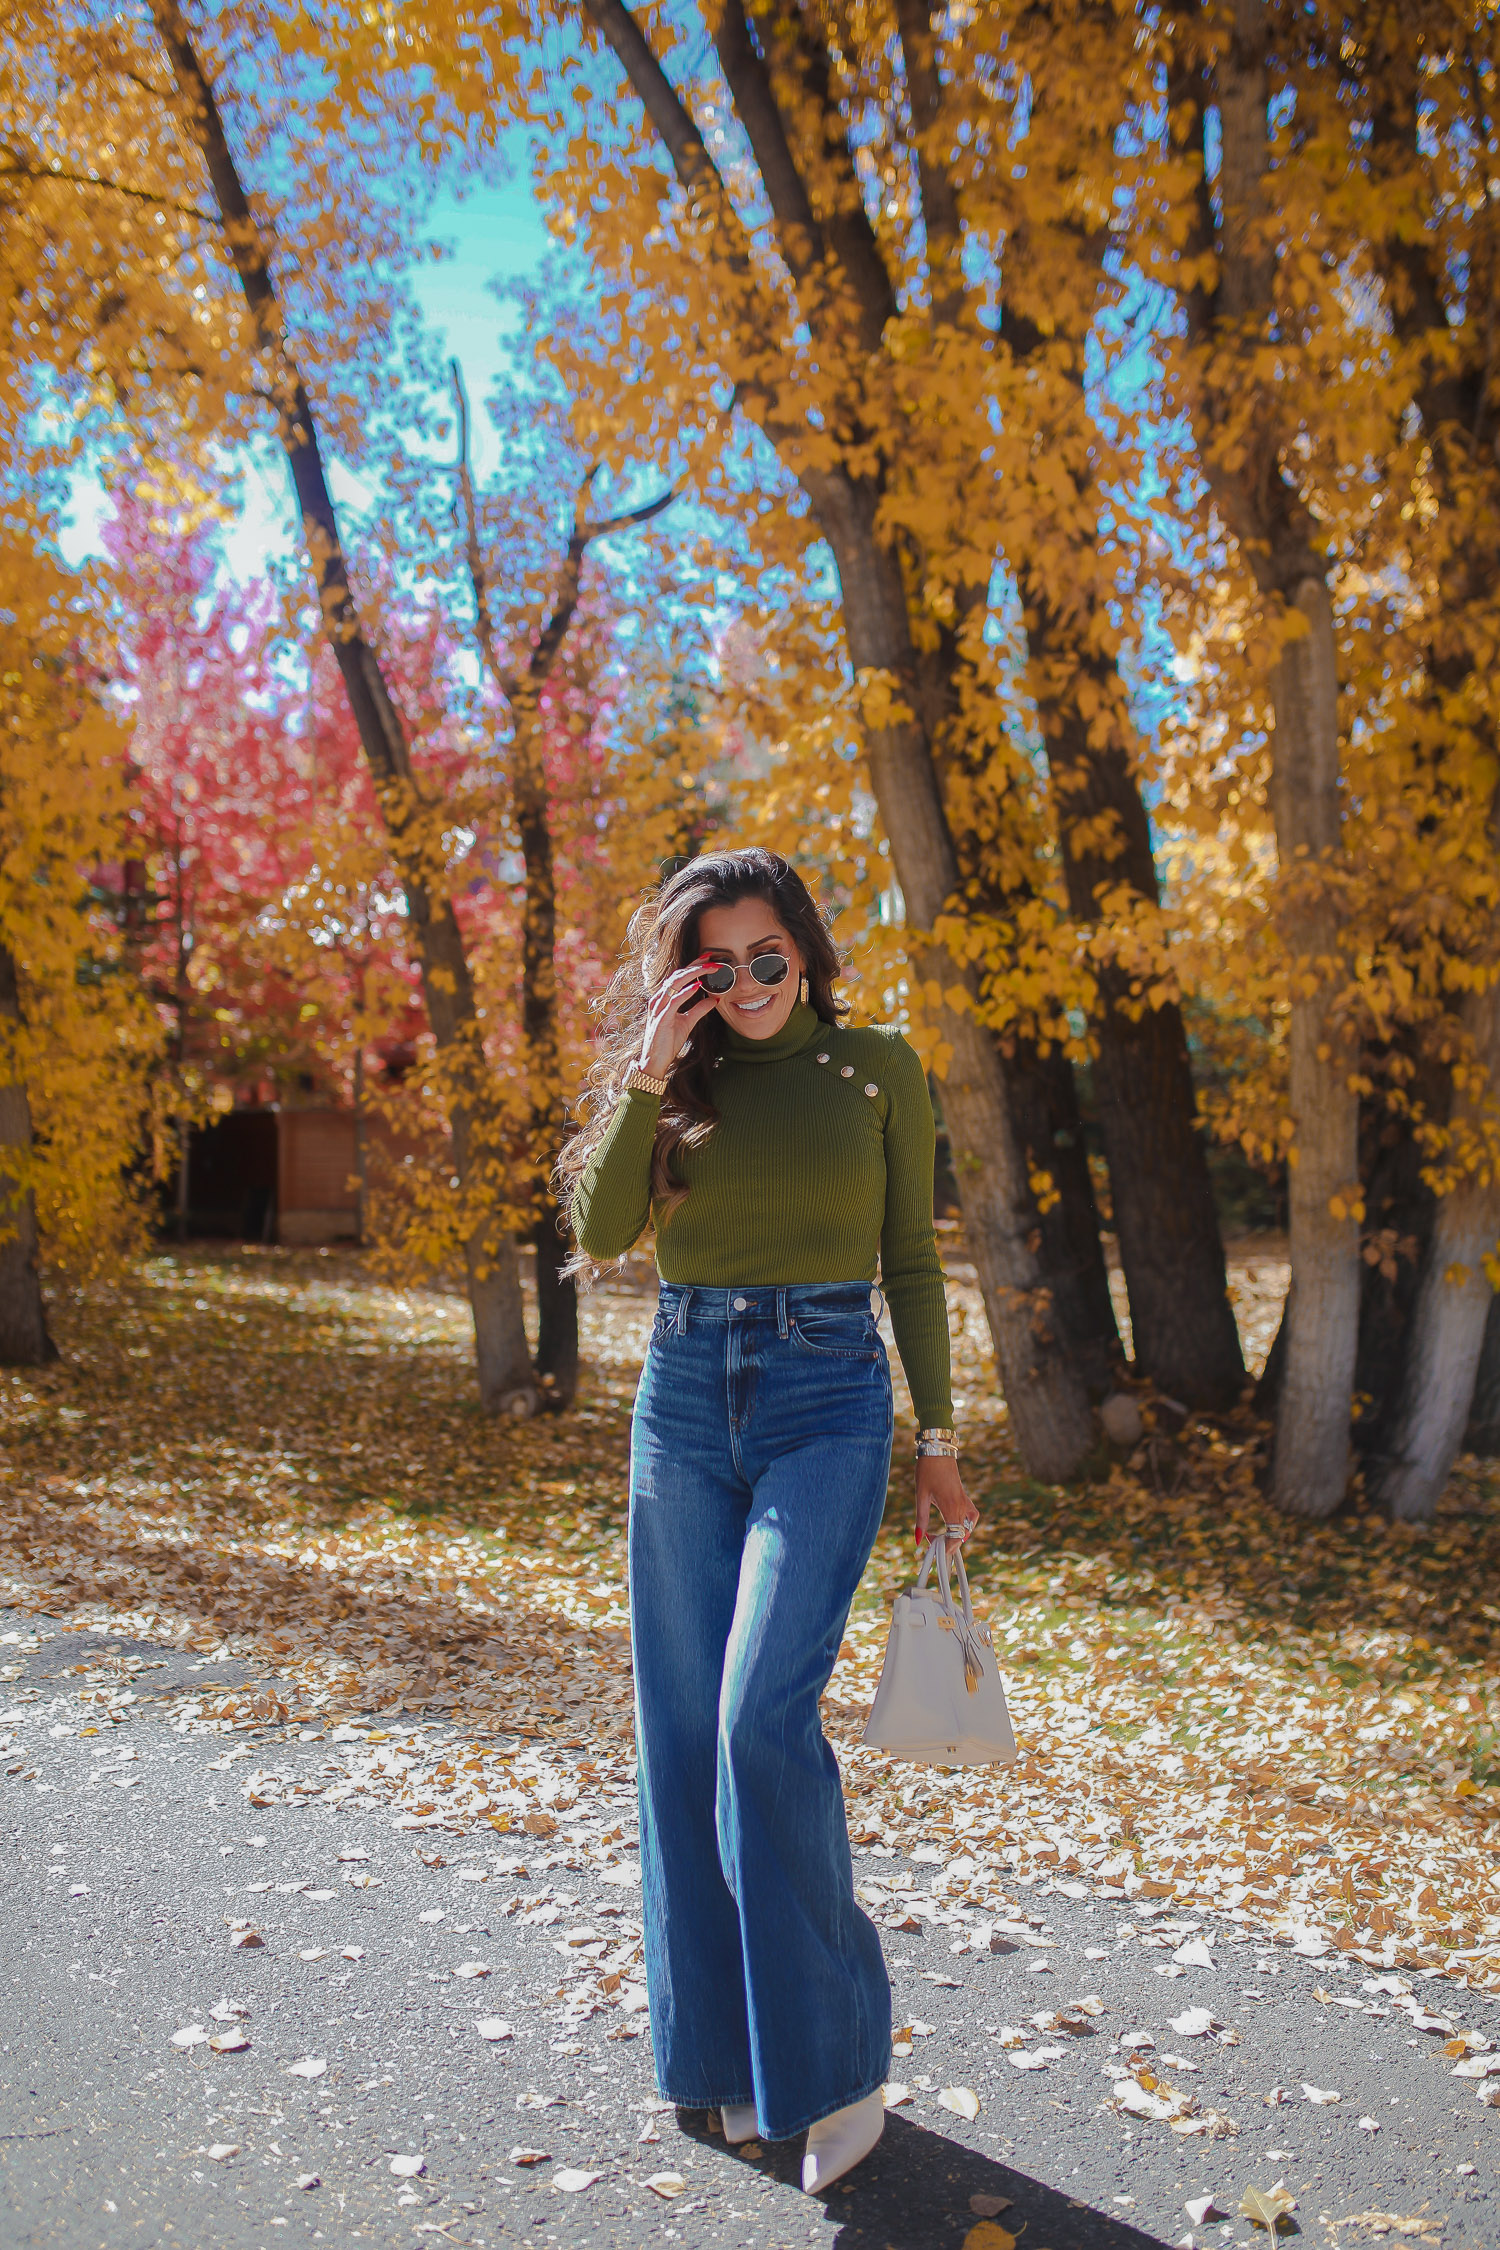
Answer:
[{"xmin": 557, "ymin": 848, "xmax": 979, "ymax": 2193}]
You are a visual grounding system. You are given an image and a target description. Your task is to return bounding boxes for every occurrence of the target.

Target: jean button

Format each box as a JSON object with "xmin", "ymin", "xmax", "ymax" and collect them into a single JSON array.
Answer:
[{"xmin": 732, "ymin": 1295, "xmax": 748, "ymax": 1311}]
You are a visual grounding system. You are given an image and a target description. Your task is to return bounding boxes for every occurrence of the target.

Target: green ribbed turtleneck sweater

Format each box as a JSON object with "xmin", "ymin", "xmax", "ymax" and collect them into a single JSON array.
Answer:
[{"xmin": 572, "ymin": 1002, "xmax": 952, "ymax": 1428}]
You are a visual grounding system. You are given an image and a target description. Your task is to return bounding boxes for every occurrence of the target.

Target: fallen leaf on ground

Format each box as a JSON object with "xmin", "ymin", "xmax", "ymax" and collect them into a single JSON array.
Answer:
[
  {"xmin": 294, "ymin": 2173, "xmax": 320, "ymax": 2190},
  {"xmin": 1169, "ymin": 2007, "xmax": 1217, "ymax": 2038},
  {"xmin": 883, "ymin": 2083, "xmax": 912, "ymax": 2108},
  {"xmin": 510, "ymin": 2147, "xmax": 550, "ymax": 2166},
  {"xmin": 1358, "ymin": 2116, "xmax": 1381, "ymax": 2131},
  {"xmin": 1327, "ymin": 2214, "xmax": 1443, "ymax": 2241},
  {"xmin": 1302, "ymin": 2083, "xmax": 1340, "ymax": 2105},
  {"xmin": 209, "ymin": 2029, "xmax": 249, "ymax": 2054},
  {"xmin": 389, "ymin": 2154, "xmax": 424, "ymax": 2177},
  {"xmin": 475, "ymin": 2018, "xmax": 512, "ymax": 2041},
  {"xmin": 1240, "ymin": 2184, "xmax": 1296, "ymax": 2232},
  {"xmin": 644, "ymin": 2173, "xmax": 687, "ymax": 2198},
  {"xmin": 285, "ymin": 2057, "xmax": 326, "ymax": 2079},
  {"xmin": 170, "ymin": 2026, "xmax": 208, "ymax": 2048},
  {"xmin": 554, "ymin": 2169, "xmax": 599, "ymax": 2193},
  {"xmin": 1172, "ymin": 1940, "xmax": 1215, "ymax": 1970},
  {"xmin": 453, "ymin": 1961, "xmax": 491, "ymax": 1978},
  {"xmin": 938, "ymin": 2085, "xmax": 981, "ymax": 2119},
  {"xmin": 206, "ymin": 2143, "xmax": 239, "ymax": 2161},
  {"xmin": 970, "ymin": 2193, "xmax": 1012, "ymax": 2216}
]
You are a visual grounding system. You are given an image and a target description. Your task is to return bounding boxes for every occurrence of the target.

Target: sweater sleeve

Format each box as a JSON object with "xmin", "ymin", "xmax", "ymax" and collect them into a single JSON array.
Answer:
[
  {"xmin": 571, "ymin": 1088, "xmax": 661, "ymax": 1261},
  {"xmin": 876, "ymin": 1031, "xmax": 954, "ymax": 1430}
]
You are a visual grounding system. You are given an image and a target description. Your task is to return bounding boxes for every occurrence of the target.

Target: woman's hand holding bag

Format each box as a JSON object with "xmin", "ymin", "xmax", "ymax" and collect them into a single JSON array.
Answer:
[{"xmin": 861, "ymin": 1536, "xmax": 1016, "ymax": 1768}]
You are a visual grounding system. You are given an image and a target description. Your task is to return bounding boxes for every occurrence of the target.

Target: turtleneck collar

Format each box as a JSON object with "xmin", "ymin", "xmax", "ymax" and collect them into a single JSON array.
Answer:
[{"xmin": 721, "ymin": 998, "xmax": 826, "ymax": 1065}]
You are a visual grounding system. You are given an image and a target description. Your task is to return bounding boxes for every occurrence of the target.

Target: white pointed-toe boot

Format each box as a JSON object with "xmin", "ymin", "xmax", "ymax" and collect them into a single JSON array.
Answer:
[
  {"xmin": 720, "ymin": 2103, "xmax": 760, "ymax": 2145},
  {"xmin": 800, "ymin": 2089, "xmax": 884, "ymax": 2193}
]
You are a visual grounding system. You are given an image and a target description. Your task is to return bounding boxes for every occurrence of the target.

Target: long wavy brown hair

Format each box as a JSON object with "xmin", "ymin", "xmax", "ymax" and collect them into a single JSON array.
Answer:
[{"xmin": 555, "ymin": 849, "xmax": 846, "ymax": 1272}]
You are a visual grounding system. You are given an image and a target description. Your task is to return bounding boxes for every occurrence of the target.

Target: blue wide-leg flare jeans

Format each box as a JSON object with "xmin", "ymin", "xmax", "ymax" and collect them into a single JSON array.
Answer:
[{"xmin": 629, "ymin": 1281, "xmax": 895, "ymax": 2142}]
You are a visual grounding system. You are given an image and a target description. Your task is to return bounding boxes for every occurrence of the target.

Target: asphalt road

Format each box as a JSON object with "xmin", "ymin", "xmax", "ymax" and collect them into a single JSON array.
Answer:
[{"xmin": 1, "ymin": 1609, "xmax": 1493, "ymax": 2250}]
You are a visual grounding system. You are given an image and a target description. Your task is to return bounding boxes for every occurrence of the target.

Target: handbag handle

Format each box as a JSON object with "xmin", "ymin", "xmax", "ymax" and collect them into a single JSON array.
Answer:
[
  {"xmin": 912, "ymin": 1536, "xmax": 976, "ymax": 1631},
  {"xmin": 912, "ymin": 1534, "xmax": 985, "ymax": 1692},
  {"xmin": 935, "ymin": 1536, "xmax": 977, "ymax": 1633}
]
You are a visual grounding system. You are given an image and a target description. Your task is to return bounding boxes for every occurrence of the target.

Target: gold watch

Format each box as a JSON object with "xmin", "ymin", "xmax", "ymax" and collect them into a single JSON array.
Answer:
[{"xmin": 625, "ymin": 1063, "xmax": 670, "ymax": 1097}]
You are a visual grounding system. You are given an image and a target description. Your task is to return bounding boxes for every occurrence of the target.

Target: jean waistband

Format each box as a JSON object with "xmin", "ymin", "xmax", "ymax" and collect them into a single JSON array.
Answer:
[{"xmin": 656, "ymin": 1281, "xmax": 884, "ymax": 1334}]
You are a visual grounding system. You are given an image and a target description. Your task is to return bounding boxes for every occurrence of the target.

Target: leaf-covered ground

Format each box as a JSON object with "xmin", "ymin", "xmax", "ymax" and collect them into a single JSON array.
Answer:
[{"xmin": 2, "ymin": 1245, "xmax": 1497, "ymax": 2004}]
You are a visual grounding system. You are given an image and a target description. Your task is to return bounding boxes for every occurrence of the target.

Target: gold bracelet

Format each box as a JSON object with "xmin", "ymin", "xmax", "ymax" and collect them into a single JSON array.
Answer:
[{"xmin": 624, "ymin": 1063, "xmax": 670, "ymax": 1097}]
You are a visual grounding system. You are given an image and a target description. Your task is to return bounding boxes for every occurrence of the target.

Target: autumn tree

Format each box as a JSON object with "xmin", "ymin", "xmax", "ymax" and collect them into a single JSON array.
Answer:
[
  {"xmin": 0, "ymin": 0, "xmax": 241, "ymax": 1348},
  {"xmin": 0, "ymin": 520, "xmax": 161, "ymax": 1359},
  {"xmin": 1156, "ymin": 1, "xmax": 1500, "ymax": 1520},
  {"xmin": 135, "ymin": 0, "xmax": 556, "ymax": 1413},
  {"xmin": 1336, "ymin": 3, "xmax": 1500, "ymax": 1520},
  {"xmin": 451, "ymin": 362, "xmax": 679, "ymax": 1404}
]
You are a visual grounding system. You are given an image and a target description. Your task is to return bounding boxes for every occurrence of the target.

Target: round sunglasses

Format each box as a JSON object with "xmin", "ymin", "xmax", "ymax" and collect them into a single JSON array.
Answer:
[{"xmin": 694, "ymin": 953, "xmax": 791, "ymax": 996}]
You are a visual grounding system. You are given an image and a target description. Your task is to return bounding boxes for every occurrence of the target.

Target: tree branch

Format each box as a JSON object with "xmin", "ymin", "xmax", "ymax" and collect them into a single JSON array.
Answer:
[
  {"xmin": 450, "ymin": 359, "xmax": 678, "ymax": 699},
  {"xmin": 748, "ymin": 0, "xmax": 898, "ymax": 350},
  {"xmin": 891, "ymin": 0, "xmax": 963, "ymax": 327},
  {"xmin": 150, "ymin": 0, "xmax": 416, "ymax": 795},
  {"xmin": 582, "ymin": 483, "xmax": 679, "ymax": 541},
  {"xmin": 578, "ymin": 0, "xmax": 723, "ymax": 204},
  {"xmin": 0, "ymin": 158, "xmax": 215, "ymax": 226},
  {"xmin": 712, "ymin": 0, "xmax": 825, "ymax": 290},
  {"xmin": 450, "ymin": 358, "xmax": 515, "ymax": 700}
]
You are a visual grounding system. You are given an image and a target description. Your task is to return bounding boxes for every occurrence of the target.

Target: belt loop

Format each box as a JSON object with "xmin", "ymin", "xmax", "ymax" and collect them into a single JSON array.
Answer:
[
  {"xmin": 870, "ymin": 1284, "xmax": 884, "ymax": 1322},
  {"xmin": 675, "ymin": 1288, "xmax": 693, "ymax": 1335},
  {"xmin": 777, "ymin": 1286, "xmax": 789, "ymax": 1338}
]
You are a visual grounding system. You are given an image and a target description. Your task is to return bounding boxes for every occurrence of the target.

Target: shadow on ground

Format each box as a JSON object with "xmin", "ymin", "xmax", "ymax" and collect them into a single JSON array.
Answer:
[{"xmin": 680, "ymin": 2108, "xmax": 1166, "ymax": 2250}]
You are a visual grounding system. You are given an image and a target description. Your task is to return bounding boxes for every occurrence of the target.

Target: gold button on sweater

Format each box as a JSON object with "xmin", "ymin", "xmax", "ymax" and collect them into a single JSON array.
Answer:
[{"xmin": 571, "ymin": 1002, "xmax": 953, "ymax": 1428}]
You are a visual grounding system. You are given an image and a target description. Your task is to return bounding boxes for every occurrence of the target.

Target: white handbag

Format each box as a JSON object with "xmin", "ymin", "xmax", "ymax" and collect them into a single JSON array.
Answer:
[{"xmin": 861, "ymin": 1537, "xmax": 1017, "ymax": 1768}]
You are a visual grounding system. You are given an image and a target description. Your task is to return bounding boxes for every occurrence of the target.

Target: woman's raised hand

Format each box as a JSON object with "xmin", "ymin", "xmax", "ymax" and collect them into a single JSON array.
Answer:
[{"xmin": 638, "ymin": 958, "xmax": 720, "ymax": 1080}]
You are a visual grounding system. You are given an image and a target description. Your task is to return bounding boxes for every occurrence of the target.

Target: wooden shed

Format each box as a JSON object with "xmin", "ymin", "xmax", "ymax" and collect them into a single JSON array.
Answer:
[{"xmin": 181, "ymin": 1106, "xmax": 359, "ymax": 1245}]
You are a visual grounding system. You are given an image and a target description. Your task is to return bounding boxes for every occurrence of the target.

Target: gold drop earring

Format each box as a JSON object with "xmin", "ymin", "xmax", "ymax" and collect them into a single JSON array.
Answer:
[{"xmin": 799, "ymin": 973, "xmax": 809, "ymax": 1005}]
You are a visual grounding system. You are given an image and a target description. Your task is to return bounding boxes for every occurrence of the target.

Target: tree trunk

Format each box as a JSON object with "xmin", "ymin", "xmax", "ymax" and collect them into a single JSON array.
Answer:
[
  {"xmin": 1035, "ymin": 633, "xmax": 1245, "ymax": 1407},
  {"xmin": 1265, "ymin": 576, "xmax": 1360, "ymax": 1515},
  {"xmin": 1367, "ymin": 986, "xmax": 1500, "ymax": 1521},
  {"xmin": 533, "ymin": 1215, "xmax": 580, "ymax": 1398},
  {"xmin": 0, "ymin": 944, "xmax": 56, "ymax": 1366},
  {"xmin": 1348, "ymin": 1048, "xmax": 1447, "ymax": 1456},
  {"xmin": 154, "ymin": 2, "xmax": 539, "ymax": 1418},
  {"xmin": 515, "ymin": 711, "xmax": 578, "ymax": 1407},
  {"xmin": 467, "ymin": 1233, "xmax": 538, "ymax": 1414},
  {"xmin": 1002, "ymin": 1037, "xmax": 1122, "ymax": 1397},
  {"xmin": 1464, "ymin": 1295, "xmax": 1500, "ymax": 1455},
  {"xmin": 811, "ymin": 487, "xmax": 1096, "ymax": 1478},
  {"xmin": 1182, "ymin": 5, "xmax": 1361, "ymax": 1513}
]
